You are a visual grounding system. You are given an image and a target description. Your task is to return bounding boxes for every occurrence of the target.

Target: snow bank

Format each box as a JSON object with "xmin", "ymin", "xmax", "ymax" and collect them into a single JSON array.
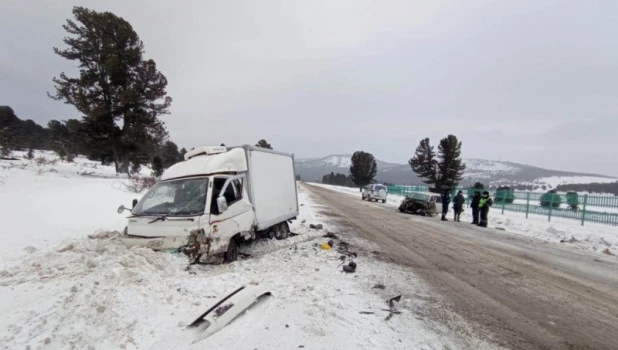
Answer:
[{"xmin": 0, "ymin": 151, "xmax": 140, "ymax": 265}]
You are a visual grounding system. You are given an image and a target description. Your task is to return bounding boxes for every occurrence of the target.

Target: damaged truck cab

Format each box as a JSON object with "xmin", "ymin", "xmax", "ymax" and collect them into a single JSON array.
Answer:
[{"xmin": 119, "ymin": 145, "xmax": 299, "ymax": 263}]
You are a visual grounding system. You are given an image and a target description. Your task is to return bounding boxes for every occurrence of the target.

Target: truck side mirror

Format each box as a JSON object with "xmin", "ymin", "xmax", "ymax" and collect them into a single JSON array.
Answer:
[
  {"xmin": 217, "ymin": 196, "xmax": 228, "ymax": 214},
  {"xmin": 117, "ymin": 205, "xmax": 127, "ymax": 214},
  {"xmin": 132, "ymin": 199, "xmax": 138, "ymax": 208}
]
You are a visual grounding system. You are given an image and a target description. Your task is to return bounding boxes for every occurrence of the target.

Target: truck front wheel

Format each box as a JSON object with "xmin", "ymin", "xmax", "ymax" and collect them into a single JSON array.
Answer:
[{"xmin": 224, "ymin": 238, "xmax": 238, "ymax": 263}]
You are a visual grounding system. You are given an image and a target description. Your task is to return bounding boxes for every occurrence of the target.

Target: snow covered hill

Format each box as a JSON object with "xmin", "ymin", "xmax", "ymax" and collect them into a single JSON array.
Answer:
[{"xmin": 295, "ymin": 155, "xmax": 617, "ymax": 188}]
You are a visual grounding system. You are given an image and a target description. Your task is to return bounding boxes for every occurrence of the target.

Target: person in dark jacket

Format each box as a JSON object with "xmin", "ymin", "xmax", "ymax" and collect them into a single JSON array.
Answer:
[
  {"xmin": 453, "ymin": 190, "xmax": 465, "ymax": 222},
  {"xmin": 440, "ymin": 189, "xmax": 451, "ymax": 221},
  {"xmin": 478, "ymin": 191, "xmax": 493, "ymax": 227},
  {"xmin": 470, "ymin": 191, "xmax": 481, "ymax": 225}
]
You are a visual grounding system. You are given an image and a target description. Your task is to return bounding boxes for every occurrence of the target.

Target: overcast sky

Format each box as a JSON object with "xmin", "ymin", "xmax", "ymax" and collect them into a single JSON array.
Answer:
[{"xmin": 1, "ymin": 0, "xmax": 617, "ymax": 175}]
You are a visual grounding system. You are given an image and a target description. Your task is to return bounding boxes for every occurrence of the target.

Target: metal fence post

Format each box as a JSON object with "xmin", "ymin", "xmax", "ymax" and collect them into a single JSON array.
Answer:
[
  {"xmin": 581, "ymin": 194, "xmax": 588, "ymax": 226},
  {"xmin": 501, "ymin": 190, "xmax": 506, "ymax": 214},
  {"xmin": 525, "ymin": 192, "xmax": 530, "ymax": 219},
  {"xmin": 548, "ymin": 193, "xmax": 553, "ymax": 222}
]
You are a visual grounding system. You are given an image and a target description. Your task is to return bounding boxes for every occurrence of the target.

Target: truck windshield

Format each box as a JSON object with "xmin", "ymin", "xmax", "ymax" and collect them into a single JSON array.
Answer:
[{"xmin": 132, "ymin": 178, "xmax": 208, "ymax": 217}]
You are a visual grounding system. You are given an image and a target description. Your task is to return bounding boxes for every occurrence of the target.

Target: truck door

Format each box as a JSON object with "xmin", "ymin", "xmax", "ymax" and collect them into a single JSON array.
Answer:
[{"xmin": 209, "ymin": 176, "xmax": 254, "ymax": 249}]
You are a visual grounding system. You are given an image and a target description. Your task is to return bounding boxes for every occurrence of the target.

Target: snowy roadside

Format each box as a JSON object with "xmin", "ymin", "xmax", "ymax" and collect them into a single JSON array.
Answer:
[
  {"xmin": 0, "ymin": 151, "xmax": 142, "ymax": 266},
  {"xmin": 311, "ymin": 183, "xmax": 618, "ymax": 257},
  {"xmin": 0, "ymin": 166, "xmax": 494, "ymax": 350}
]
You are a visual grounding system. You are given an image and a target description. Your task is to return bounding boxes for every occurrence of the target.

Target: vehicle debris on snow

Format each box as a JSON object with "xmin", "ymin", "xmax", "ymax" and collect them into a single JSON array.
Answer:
[
  {"xmin": 187, "ymin": 282, "xmax": 272, "ymax": 343},
  {"xmin": 309, "ymin": 223, "xmax": 323, "ymax": 230},
  {"xmin": 343, "ymin": 261, "xmax": 357, "ymax": 273},
  {"xmin": 384, "ymin": 295, "xmax": 402, "ymax": 321}
]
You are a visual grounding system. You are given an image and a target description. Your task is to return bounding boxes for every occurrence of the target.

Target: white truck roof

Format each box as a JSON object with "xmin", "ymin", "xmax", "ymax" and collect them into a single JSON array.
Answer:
[{"xmin": 162, "ymin": 147, "xmax": 248, "ymax": 180}]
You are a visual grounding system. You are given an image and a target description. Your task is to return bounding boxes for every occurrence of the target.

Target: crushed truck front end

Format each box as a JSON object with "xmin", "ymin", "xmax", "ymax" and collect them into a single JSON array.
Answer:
[
  {"xmin": 119, "ymin": 146, "xmax": 255, "ymax": 261},
  {"xmin": 122, "ymin": 176, "xmax": 211, "ymax": 251}
]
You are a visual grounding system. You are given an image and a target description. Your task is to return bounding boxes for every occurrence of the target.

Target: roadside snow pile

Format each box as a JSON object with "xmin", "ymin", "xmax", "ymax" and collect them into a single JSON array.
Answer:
[
  {"xmin": 484, "ymin": 213, "xmax": 618, "ymax": 256},
  {"xmin": 0, "ymin": 151, "xmax": 140, "ymax": 264},
  {"xmin": 0, "ymin": 185, "xmax": 485, "ymax": 350},
  {"xmin": 0, "ymin": 232, "xmax": 183, "ymax": 349}
]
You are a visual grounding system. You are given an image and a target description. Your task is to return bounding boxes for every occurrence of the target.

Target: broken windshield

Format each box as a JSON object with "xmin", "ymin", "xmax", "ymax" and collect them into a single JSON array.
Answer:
[{"xmin": 132, "ymin": 177, "xmax": 208, "ymax": 217}]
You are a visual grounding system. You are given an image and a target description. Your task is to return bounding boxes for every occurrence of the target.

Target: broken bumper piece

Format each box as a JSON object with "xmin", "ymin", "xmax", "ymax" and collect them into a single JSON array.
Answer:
[{"xmin": 187, "ymin": 282, "xmax": 272, "ymax": 343}]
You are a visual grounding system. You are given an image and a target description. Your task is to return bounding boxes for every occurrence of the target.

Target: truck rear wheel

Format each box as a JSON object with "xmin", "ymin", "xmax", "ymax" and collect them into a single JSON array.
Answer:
[
  {"xmin": 275, "ymin": 222, "xmax": 290, "ymax": 240},
  {"xmin": 224, "ymin": 238, "xmax": 238, "ymax": 263}
]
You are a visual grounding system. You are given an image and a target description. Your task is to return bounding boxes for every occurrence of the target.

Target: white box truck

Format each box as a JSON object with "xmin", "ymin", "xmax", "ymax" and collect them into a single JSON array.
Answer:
[{"xmin": 117, "ymin": 145, "xmax": 299, "ymax": 263}]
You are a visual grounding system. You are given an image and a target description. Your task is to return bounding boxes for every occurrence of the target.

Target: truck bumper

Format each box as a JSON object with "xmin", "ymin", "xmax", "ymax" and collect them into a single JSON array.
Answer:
[{"xmin": 122, "ymin": 235, "xmax": 190, "ymax": 251}]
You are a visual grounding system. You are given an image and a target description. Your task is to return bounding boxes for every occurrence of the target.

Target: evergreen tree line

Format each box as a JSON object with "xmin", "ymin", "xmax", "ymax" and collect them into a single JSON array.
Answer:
[
  {"xmin": 322, "ymin": 172, "xmax": 355, "ymax": 186},
  {"xmin": 0, "ymin": 106, "xmax": 49, "ymax": 155},
  {"xmin": 0, "ymin": 105, "xmax": 186, "ymax": 175},
  {"xmin": 555, "ymin": 182, "xmax": 618, "ymax": 196}
]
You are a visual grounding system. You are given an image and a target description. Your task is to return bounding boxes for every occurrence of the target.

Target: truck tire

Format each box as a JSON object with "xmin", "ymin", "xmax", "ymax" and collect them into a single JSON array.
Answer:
[
  {"xmin": 382, "ymin": 199, "xmax": 386, "ymax": 203},
  {"xmin": 280, "ymin": 222, "xmax": 290, "ymax": 240},
  {"xmin": 224, "ymin": 238, "xmax": 238, "ymax": 263},
  {"xmin": 274, "ymin": 222, "xmax": 290, "ymax": 240}
]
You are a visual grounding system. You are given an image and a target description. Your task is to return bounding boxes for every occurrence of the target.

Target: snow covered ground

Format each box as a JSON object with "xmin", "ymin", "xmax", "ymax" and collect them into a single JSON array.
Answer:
[
  {"xmin": 0, "ymin": 153, "xmax": 494, "ymax": 349},
  {"xmin": 0, "ymin": 151, "xmax": 142, "ymax": 265},
  {"xmin": 533, "ymin": 175, "xmax": 617, "ymax": 187},
  {"xmin": 312, "ymin": 184, "xmax": 618, "ymax": 257}
]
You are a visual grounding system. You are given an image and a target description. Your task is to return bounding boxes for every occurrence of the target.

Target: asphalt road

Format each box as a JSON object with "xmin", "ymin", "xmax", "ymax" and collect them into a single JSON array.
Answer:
[{"xmin": 307, "ymin": 184, "xmax": 618, "ymax": 350}]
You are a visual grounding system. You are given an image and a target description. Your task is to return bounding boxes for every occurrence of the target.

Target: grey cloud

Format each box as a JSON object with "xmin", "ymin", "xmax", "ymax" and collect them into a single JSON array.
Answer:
[{"xmin": 1, "ymin": 0, "xmax": 617, "ymax": 175}]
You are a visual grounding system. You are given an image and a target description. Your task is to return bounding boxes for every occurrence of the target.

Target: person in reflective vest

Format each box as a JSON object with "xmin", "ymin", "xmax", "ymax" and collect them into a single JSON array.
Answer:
[{"xmin": 478, "ymin": 191, "xmax": 493, "ymax": 227}]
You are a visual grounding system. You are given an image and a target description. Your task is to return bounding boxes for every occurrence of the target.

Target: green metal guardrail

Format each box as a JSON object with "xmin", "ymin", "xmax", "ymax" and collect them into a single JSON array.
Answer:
[{"xmin": 387, "ymin": 185, "xmax": 618, "ymax": 226}]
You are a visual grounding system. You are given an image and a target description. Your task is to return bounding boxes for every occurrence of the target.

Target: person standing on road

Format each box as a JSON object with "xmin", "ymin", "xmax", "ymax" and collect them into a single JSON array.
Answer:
[
  {"xmin": 478, "ymin": 191, "xmax": 493, "ymax": 227},
  {"xmin": 440, "ymin": 189, "xmax": 451, "ymax": 221},
  {"xmin": 453, "ymin": 190, "xmax": 465, "ymax": 222},
  {"xmin": 470, "ymin": 191, "xmax": 481, "ymax": 225}
]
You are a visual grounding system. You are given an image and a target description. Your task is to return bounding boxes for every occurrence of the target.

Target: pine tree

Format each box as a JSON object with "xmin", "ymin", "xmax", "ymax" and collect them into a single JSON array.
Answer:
[
  {"xmin": 409, "ymin": 135, "xmax": 466, "ymax": 192},
  {"xmin": 255, "ymin": 139, "xmax": 273, "ymax": 149},
  {"xmin": 49, "ymin": 7, "xmax": 172, "ymax": 174},
  {"xmin": 178, "ymin": 148, "xmax": 187, "ymax": 162},
  {"xmin": 409, "ymin": 138, "xmax": 439, "ymax": 190},
  {"xmin": 160, "ymin": 141, "xmax": 181, "ymax": 168},
  {"xmin": 151, "ymin": 156, "xmax": 164, "ymax": 177},
  {"xmin": 350, "ymin": 151, "xmax": 377, "ymax": 189},
  {"xmin": 438, "ymin": 135, "xmax": 466, "ymax": 190}
]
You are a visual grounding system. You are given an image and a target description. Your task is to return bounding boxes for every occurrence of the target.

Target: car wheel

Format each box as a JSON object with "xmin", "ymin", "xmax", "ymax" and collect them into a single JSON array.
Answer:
[{"xmin": 224, "ymin": 238, "xmax": 238, "ymax": 263}]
